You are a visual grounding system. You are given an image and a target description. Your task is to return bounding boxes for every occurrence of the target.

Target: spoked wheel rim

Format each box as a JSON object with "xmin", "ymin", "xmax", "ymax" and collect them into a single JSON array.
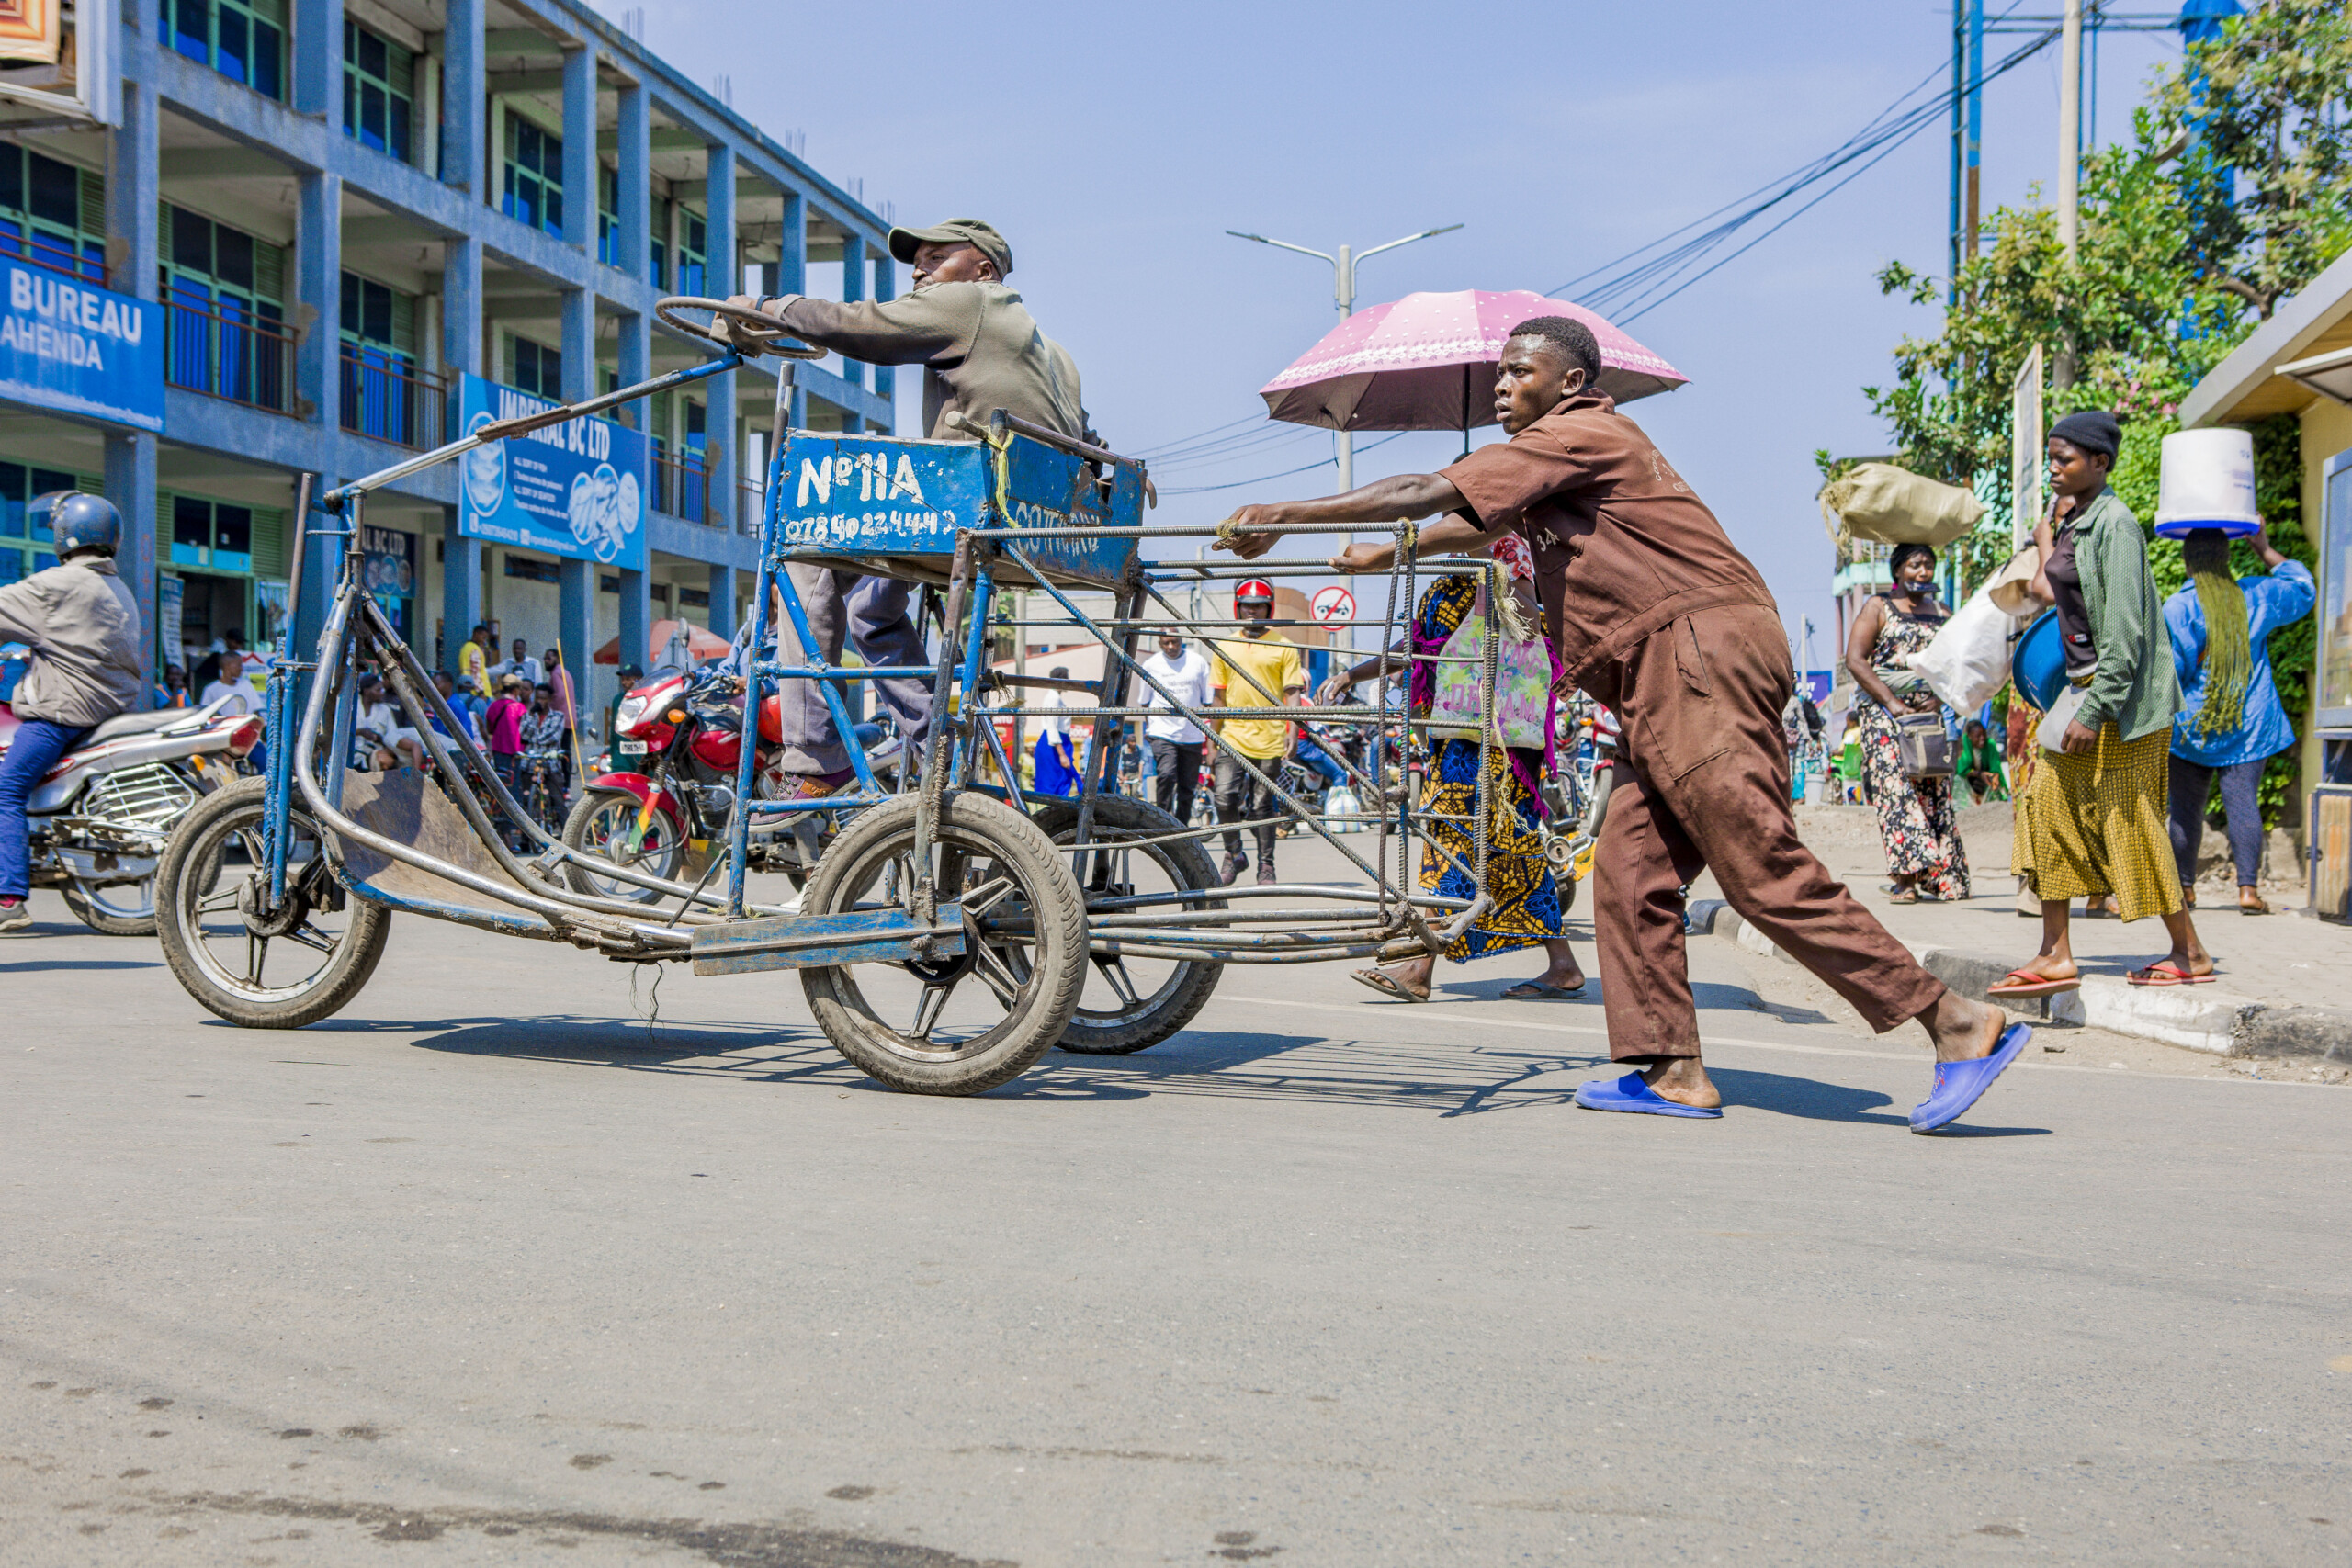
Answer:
[
  {"xmin": 1055, "ymin": 828, "xmax": 1212, "ymax": 1028},
  {"xmin": 174, "ymin": 799, "xmax": 366, "ymax": 1006},
  {"xmin": 571, "ymin": 795, "xmax": 682, "ymax": 902},
  {"xmin": 814, "ymin": 825, "xmax": 1053, "ymax": 1066}
]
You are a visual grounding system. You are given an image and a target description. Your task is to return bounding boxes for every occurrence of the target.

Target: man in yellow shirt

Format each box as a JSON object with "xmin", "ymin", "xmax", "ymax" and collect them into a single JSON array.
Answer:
[
  {"xmin": 457, "ymin": 621, "xmax": 491, "ymax": 701},
  {"xmin": 1207, "ymin": 579, "xmax": 1306, "ymax": 886}
]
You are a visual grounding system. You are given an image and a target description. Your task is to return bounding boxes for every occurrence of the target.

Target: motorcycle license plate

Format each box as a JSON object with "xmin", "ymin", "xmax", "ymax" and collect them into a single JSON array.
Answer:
[{"xmin": 618, "ymin": 740, "xmax": 648, "ymax": 757}]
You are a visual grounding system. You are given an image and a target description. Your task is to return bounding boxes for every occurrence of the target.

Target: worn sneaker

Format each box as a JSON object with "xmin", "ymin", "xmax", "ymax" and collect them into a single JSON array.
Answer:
[
  {"xmin": 1257, "ymin": 859, "xmax": 1278, "ymax": 886},
  {"xmin": 0, "ymin": 897, "xmax": 31, "ymax": 935},
  {"xmin": 773, "ymin": 768, "xmax": 857, "ymax": 803},
  {"xmin": 1219, "ymin": 853, "xmax": 1249, "ymax": 886}
]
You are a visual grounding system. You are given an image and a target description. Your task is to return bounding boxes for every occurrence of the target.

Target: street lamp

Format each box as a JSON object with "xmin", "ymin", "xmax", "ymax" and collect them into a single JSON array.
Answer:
[{"xmin": 1227, "ymin": 223, "xmax": 1463, "ymax": 496}]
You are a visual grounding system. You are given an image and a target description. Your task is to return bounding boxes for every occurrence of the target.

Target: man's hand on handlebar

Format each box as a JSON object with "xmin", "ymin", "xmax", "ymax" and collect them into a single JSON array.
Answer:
[
  {"xmin": 708, "ymin": 295, "xmax": 777, "ymax": 351},
  {"xmin": 1212, "ymin": 504, "xmax": 1283, "ymax": 560}
]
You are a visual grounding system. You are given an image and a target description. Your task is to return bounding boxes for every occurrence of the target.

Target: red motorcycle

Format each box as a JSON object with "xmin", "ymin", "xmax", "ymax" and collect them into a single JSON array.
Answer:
[{"xmin": 561, "ymin": 666, "xmax": 899, "ymax": 904}]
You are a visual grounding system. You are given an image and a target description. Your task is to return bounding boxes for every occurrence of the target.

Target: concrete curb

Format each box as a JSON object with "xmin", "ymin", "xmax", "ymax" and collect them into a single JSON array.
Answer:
[{"xmin": 1682, "ymin": 899, "xmax": 2352, "ymax": 1061}]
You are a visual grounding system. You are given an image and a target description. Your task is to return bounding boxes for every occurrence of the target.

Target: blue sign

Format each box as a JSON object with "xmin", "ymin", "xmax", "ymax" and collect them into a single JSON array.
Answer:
[
  {"xmin": 1797, "ymin": 670, "xmax": 1834, "ymax": 706},
  {"xmin": 0, "ymin": 263, "xmax": 164, "ymax": 433},
  {"xmin": 773, "ymin": 431, "xmax": 1140, "ymax": 589},
  {"xmin": 456, "ymin": 373, "xmax": 648, "ymax": 570}
]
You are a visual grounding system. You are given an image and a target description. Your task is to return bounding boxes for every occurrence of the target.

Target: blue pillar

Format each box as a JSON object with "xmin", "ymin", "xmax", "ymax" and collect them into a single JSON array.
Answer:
[
  {"xmin": 871, "ymin": 248, "xmax": 896, "ymax": 433},
  {"xmin": 296, "ymin": 171, "xmax": 342, "ymax": 435},
  {"xmin": 442, "ymin": 507, "xmax": 481, "ymax": 679},
  {"xmin": 703, "ymin": 143, "xmax": 736, "ymax": 526},
  {"xmin": 778, "ymin": 188, "xmax": 806, "ymax": 426},
  {"xmin": 559, "ymin": 558, "xmax": 592, "ymax": 717},
  {"xmin": 560, "ymin": 288, "xmax": 592, "ymax": 402},
  {"xmin": 839, "ymin": 231, "xmax": 866, "ymax": 427},
  {"xmin": 294, "ymin": 0, "xmax": 344, "ymax": 123},
  {"xmin": 107, "ymin": 79, "xmax": 161, "ymax": 695},
  {"xmin": 616, "ymin": 81, "xmax": 649, "ymax": 283},
  {"xmin": 442, "ymin": 0, "xmax": 484, "ymax": 195},
  {"xmin": 443, "ymin": 233, "xmax": 481, "ymax": 376},
  {"xmin": 560, "ymin": 44, "xmax": 595, "ymax": 253},
  {"xmin": 298, "ymin": 485, "xmax": 345, "ymax": 661},
  {"xmin": 616, "ymin": 567, "xmax": 650, "ymax": 677},
  {"xmin": 706, "ymin": 562, "xmax": 734, "ymax": 638},
  {"xmin": 617, "ymin": 309, "xmax": 648, "ymax": 423},
  {"xmin": 106, "ymin": 433, "xmax": 159, "ymax": 701}
]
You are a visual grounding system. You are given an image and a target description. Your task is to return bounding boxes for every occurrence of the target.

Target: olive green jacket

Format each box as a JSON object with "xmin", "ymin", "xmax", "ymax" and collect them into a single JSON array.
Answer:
[{"xmin": 2068, "ymin": 487, "xmax": 2184, "ymax": 743}]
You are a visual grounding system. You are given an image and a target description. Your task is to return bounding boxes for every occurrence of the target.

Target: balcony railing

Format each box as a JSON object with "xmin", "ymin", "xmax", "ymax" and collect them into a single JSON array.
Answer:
[
  {"xmin": 340, "ymin": 351, "xmax": 448, "ymax": 450},
  {"xmin": 0, "ymin": 226, "xmax": 107, "ymax": 288},
  {"xmin": 653, "ymin": 448, "xmax": 712, "ymax": 525},
  {"xmin": 165, "ymin": 295, "xmax": 295, "ymax": 414},
  {"xmin": 738, "ymin": 479, "xmax": 766, "ymax": 537}
]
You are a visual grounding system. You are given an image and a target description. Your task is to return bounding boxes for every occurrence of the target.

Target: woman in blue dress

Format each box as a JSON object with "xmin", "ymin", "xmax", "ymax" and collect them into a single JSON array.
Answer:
[{"xmin": 2163, "ymin": 524, "xmax": 2315, "ymax": 916}]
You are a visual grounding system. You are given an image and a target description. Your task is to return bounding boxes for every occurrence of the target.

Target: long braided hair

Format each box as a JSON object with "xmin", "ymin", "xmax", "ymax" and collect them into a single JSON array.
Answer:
[{"xmin": 2182, "ymin": 529, "xmax": 2251, "ymax": 739}]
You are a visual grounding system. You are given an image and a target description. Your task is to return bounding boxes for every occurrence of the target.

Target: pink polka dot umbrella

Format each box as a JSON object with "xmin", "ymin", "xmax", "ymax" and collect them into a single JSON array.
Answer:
[{"xmin": 1257, "ymin": 289, "xmax": 1687, "ymax": 433}]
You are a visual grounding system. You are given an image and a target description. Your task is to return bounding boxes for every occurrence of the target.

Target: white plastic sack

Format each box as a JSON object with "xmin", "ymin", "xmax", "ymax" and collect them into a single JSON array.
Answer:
[{"xmin": 1903, "ymin": 586, "xmax": 2019, "ymax": 715}]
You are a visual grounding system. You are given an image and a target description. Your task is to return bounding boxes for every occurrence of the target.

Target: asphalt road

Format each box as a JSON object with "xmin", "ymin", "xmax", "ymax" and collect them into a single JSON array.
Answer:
[{"xmin": 3, "ymin": 857, "xmax": 2347, "ymax": 1567}]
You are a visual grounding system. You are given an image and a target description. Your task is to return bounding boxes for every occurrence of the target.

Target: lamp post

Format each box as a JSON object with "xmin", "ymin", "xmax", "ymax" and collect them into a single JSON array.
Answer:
[{"xmin": 1226, "ymin": 223, "xmax": 1464, "ymax": 498}]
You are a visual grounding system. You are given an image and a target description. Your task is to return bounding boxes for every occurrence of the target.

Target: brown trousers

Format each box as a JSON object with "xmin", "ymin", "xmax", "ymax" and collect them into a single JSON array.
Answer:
[{"xmin": 1593, "ymin": 606, "xmax": 1945, "ymax": 1060}]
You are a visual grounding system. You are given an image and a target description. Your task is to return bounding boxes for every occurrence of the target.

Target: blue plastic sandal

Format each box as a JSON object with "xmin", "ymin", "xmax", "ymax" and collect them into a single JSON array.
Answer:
[
  {"xmin": 1909, "ymin": 1023, "xmax": 2033, "ymax": 1134},
  {"xmin": 1573, "ymin": 1071, "xmax": 1724, "ymax": 1119}
]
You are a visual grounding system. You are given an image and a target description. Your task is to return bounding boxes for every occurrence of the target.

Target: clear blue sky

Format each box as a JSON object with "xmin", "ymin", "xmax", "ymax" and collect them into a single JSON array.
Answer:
[{"xmin": 621, "ymin": 0, "xmax": 2182, "ymax": 670}]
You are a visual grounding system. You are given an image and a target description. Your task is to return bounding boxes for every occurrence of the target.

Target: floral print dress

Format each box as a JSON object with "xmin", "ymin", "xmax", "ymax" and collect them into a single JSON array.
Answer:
[{"xmin": 1856, "ymin": 595, "xmax": 1971, "ymax": 900}]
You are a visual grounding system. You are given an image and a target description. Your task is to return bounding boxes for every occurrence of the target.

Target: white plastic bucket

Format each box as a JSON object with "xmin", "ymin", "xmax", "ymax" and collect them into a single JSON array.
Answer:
[{"xmin": 2154, "ymin": 427, "xmax": 2259, "ymax": 539}]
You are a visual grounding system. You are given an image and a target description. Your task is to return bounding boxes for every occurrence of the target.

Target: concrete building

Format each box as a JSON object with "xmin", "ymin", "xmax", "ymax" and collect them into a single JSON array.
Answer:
[{"xmin": 0, "ymin": 0, "xmax": 896, "ymax": 726}]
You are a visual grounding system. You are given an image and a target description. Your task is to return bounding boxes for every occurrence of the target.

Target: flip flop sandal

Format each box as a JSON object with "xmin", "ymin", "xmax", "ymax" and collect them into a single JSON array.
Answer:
[
  {"xmin": 1350, "ymin": 967, "xmax": 1430, "ymax": 1003},
  {"xmin": 1911, "ymin": 1022, "xmax": 2033, "ymax": 1133},
  {"xmin": 1986, "ymin": 968, "xmax": 2080, "ymax": 999},
  {"xmin": 1502, "ymin": 981, "xmax": 1585, "ymax": 1000},
  {"xmin": 2127, "ymin": 961, "xmax": 2216, "ymax": 987},
  {"xmin": 1573, "ymin": 1072, "xmax": 1723, "ymax": 1119},
  {"xmin": 2239, "ymin": 897, "xmax": 2272, "ymax": 916}
]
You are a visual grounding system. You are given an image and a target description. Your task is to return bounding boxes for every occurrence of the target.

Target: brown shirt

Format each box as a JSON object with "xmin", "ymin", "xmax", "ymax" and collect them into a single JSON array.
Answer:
[
  {"xmin": 773, "ymin": 281, "xmax": 1086, "ymax": 441},
  {"xmin": 1437, "ymin": 391, "xmax": 1775, "ymax": 700}
]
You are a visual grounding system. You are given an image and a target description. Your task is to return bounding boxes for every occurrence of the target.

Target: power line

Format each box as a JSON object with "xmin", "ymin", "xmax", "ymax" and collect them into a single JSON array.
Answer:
[{"xmin": 1159, "ymin": 433, "xmax": 1405, "ymax": 495}]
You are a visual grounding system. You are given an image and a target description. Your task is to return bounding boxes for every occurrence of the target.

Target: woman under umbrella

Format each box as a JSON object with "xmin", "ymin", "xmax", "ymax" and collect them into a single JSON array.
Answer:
[
  {"xmin": 1319, "ymin": 533, "xmax": 1583, "ymax": 1002},
  {"xmin": 1843, "ymin": 541, "xmax": 1969, "ymax": 902}
]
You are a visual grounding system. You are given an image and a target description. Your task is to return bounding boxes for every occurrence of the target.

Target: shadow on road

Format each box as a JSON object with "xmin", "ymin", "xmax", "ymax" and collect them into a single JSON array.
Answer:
[
  {"xmin": 1710, "ymin": 1066, "xmax": 2050, "ymax": 1134},
  {"xmin": 0, "ymin": 955, "xmax": 164, "ymax": 972}
]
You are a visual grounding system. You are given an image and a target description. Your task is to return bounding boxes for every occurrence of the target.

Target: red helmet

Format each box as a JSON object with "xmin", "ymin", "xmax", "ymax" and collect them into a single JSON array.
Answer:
[{"xmin": 1234, "ymin": 579, "xmax": 1275, "ymax": 613}]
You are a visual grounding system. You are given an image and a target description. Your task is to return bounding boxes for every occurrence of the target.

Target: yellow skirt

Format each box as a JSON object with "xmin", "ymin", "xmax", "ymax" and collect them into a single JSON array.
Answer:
[{"xmin": 2023, "ymin": 723, "xmax": 2183, "ymax": 920}]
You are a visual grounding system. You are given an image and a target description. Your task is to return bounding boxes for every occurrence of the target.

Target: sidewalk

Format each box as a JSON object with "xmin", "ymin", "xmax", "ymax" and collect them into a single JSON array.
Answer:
[{"xmin": 1688, "ymin": 801, "xmax": 2352, "ymax": 1062}]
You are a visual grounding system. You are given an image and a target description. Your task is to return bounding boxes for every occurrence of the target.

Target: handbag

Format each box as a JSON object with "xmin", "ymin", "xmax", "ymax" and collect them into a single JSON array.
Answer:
[
  {"xmin": 1430, "ymin": 586, "xmax": 1551, "ymax": 749},
  {"xmin": 1894, "ymin": 711, "xmax": 1954, "ymax": 779},
  {"xmin": 2036, "ymin": 684, "xmax": 2089, "ymax": 755}
]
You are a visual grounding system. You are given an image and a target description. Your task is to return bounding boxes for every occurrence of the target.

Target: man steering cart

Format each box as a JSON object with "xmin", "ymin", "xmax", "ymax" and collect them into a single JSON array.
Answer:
[
  {"xmin": 1216, "ymin": 315, "xmax": 2025, "ymax": 1133},
  {"xmin": 716, "ymin": 218, "xmax": 1089, "ymax": 798}
]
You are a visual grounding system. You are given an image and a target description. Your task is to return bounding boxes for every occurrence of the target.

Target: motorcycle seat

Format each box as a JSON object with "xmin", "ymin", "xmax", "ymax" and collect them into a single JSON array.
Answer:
[{"xmin": 85, "ymin": 707, "xmax": 199, "ymax": 745}]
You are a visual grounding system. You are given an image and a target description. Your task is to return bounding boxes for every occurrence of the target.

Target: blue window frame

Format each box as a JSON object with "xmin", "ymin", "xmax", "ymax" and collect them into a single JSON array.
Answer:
[
  {"xmin": 0, "ymin": 145, "xmax": 106, "ymax": 286},
  {"xmin": 343, "ymin": 21, "xmax": 414, "ymax": 164},
  {"xmin": 164, "ymin": 0, "xmax": 286, "ymax": 101},
  {"xmin": 508, "ymin": 335, "xmax": 561, "ymax": 400},
  {"xmin": 503, "ymin": 118, "xmax": 563, "ymax": 238}
]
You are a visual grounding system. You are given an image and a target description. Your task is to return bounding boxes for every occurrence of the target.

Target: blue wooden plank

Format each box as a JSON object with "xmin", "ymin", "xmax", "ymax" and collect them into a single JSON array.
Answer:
[{"xmin": 690, "ymin": 903, "xmax": 967, "ymax": 976}]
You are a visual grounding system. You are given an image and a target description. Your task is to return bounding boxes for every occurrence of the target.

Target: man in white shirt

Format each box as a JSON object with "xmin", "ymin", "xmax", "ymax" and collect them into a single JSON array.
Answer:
[
  {"xmin": 1136, "ymin": 632, "xmax": 1213, "ymax": 825},
  {"xmin": 199, "ymin": 649, "xmax": 254, "ymax": 716},
  {"xmin": 353, "ymin": 673, "xmax": 425, "ymax": 771},
  {"xmin": 490, "ymin": 637, "xmax": 543, "ymax": 690}
]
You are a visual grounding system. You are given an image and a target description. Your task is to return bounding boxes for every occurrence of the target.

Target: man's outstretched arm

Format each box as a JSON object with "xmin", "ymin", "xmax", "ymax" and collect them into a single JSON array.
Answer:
[{"xmin": 1213, "ymin": 473, "xmax": 1489, "ymax": 567}]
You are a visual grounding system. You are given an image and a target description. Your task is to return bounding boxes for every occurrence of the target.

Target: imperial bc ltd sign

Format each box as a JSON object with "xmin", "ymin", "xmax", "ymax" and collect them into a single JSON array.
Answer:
[
  {"xmin": 456, "ymin": 373, "xmax": 650, "ymax": 571},
  {"xmin": 0, "ymin": 262, "xmax": 165, "ymax": 432}
]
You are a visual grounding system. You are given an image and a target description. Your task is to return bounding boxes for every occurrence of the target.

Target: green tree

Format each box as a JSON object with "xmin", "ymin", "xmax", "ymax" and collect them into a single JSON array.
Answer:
[{"xmin": 2154, "ymin": 0, "xmax": 2352, "ymax": 318}]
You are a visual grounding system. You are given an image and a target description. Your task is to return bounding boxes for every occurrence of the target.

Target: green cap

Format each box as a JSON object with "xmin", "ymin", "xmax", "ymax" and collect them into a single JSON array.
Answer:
[{"xmin": 887, "ymin": 218, "xmax": 1012, "ymax": 278}]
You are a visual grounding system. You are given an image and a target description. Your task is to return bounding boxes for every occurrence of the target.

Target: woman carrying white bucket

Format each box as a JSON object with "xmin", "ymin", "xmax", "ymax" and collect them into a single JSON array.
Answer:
[{"xmin": 2161, "ymin": 523, "xmax": 2314, "ymax": 914}]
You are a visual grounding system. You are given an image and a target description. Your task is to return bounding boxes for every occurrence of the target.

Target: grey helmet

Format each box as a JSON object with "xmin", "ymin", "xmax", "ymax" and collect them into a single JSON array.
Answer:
[{"xmin": 32, "ymin": 491, "xmax": 122, "ymax": 558}]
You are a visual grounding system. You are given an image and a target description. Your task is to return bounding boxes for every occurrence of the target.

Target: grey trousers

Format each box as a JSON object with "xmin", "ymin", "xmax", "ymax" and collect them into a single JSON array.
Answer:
[{"xmin": 774, "ymin": 564, "xmax": 932, "ymax": 775}]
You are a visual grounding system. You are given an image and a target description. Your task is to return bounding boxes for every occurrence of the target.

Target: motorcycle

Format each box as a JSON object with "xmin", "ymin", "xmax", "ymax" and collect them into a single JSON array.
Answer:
[
  {"xmin": 0, "ymin": 676, "xmax": 264, "ymax": 933},
  {"xmin": 562, "ymin": 664, "xmax": 899, "ymax": 904}
]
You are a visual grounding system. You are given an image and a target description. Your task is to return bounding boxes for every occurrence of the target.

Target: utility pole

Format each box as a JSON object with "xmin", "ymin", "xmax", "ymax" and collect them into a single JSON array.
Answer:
[
  {"xmin": 2057, "ymin": 0, "xmax": 2083, "ymax": 261},
  {"xmin": 1226, "ymin": 223, "xmax": 1463, "ymax": 502}
]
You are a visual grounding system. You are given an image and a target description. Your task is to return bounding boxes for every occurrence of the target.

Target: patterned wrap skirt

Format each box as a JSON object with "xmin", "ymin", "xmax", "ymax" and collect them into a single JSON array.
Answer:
[
  {"xmin": 1857, "ymin": 697, "xmax": 1971, "ymax": 899},
  {"xmin": 2023, "ymin": 722, "xmax": 2184, "ymax": 920},
  {"xmin": 1418, "ymin": 739, "xmax": 1569, "ymax": 962}
]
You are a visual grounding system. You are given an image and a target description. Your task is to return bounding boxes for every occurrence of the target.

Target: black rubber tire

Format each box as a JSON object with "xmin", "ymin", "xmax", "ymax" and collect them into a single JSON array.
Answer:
[
  {"xmin": 153, "ymin": 777, "xmax": 391, "ymax": 1029},
  {"xmin": 1026, "ymin": 795, "xmax": 1224, "ymax": 1055},
  {"xmin": 61, "ymin": 878, "xmax": 157, "ymax": 936},
  {"xmin": 561, "ymin": 789, "xmax": 682, "ymax": 904},
  {"xmin": 799, "ymin": 791, "xmax": 1086, "ymax": 1096}
]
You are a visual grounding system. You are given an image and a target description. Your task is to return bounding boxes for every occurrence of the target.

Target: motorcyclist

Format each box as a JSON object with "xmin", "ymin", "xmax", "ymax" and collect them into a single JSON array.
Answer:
[{"xmin": 0, "ymin": 492, "xmax": 142, "ymax": 933}]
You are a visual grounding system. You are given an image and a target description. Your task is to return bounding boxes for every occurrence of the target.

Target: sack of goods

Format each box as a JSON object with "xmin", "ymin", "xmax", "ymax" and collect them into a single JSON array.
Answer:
[
  {"xmin": 1905, "ymin": 576, "xmax": 2030, "ymax": 716},
  {"xmin": 1323, "ymin": 785, "xmax": 1364, "ymax": 833},
  {"xmin": 1818, "ymin": 463, "xmax": 1986, "ymax": 549}
]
